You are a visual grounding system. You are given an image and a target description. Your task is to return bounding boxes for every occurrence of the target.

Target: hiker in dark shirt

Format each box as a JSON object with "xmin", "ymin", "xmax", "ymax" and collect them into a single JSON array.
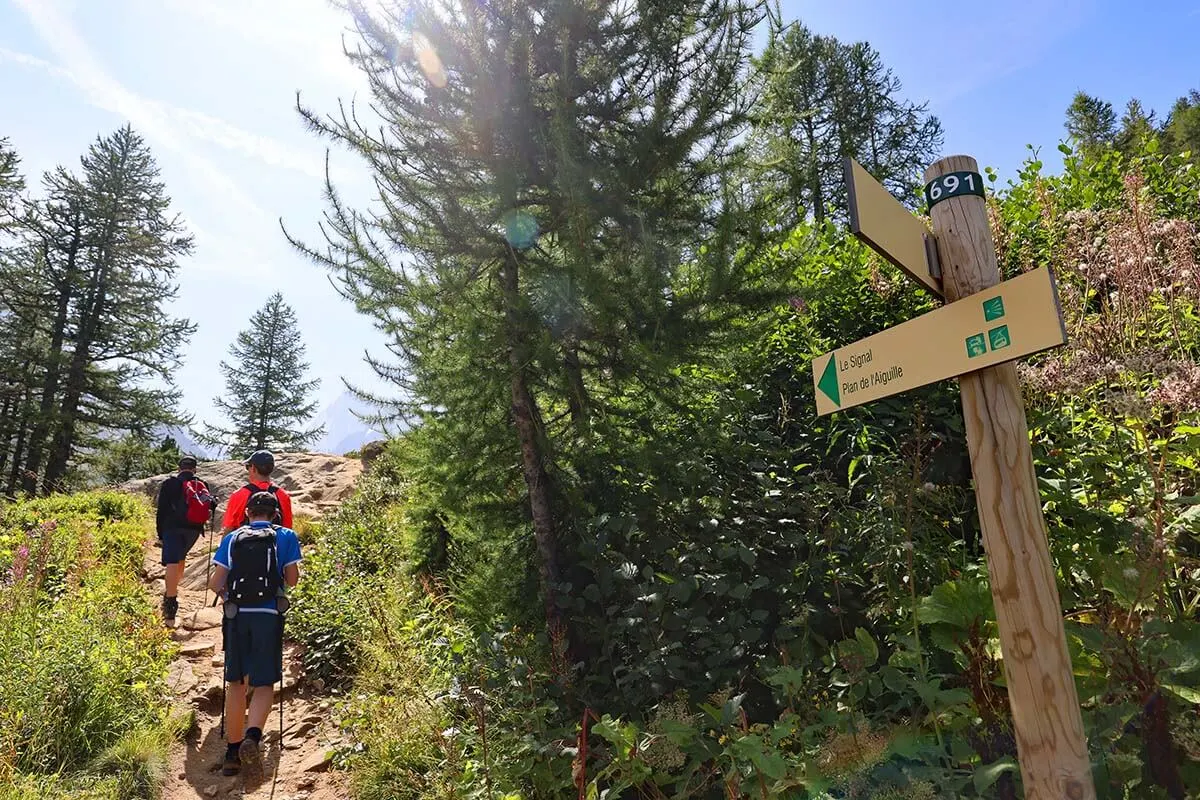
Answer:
[{"xmin": 154, "ymin": 455, "xmax": 216, "ymax": 621}]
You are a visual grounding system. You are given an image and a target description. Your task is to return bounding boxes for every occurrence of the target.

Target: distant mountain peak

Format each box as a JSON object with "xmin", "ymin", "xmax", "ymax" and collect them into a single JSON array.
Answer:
[{"xmin": 312, "ymin": 390, "xmax": 388, "ymax": 454}]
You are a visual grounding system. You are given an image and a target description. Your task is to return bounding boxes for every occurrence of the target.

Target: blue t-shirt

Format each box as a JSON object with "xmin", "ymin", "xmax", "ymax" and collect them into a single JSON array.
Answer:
[{"xmin": 212, "ymin": 521, "xmax": 302, "ymax": 614}]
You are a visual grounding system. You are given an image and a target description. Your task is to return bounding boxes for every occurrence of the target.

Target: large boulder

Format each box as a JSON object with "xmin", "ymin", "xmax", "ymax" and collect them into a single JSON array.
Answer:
[{"xmin": 120, "ymin": 451, "xmax": 366, "ymax": 522}]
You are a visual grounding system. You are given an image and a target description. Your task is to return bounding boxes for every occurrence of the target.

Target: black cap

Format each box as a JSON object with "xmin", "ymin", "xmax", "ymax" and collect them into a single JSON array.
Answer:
[
  {"xmin": 245, "ymin": 491, "xmax": 279, "ymax": 515},
  {"xmin": 242, "ymin": 450, "xmax": 275, "ymax": 474},
  {"xmin": 179, "ymin": 455, "xmax": 198, "ymax": 470}
]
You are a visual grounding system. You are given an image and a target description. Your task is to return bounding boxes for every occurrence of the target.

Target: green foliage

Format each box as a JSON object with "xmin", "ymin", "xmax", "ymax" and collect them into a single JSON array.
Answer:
[
  {"xmin": 1065, "ymin": 91, "xmax": 1118, "ymax": 156},
  {"xmin": 0, "ymin": 492, "xmax": 173, "ymax": 798},
  {"xmin": 309, "ymin": 131, "xmax": 1200, "ymax": 798},
  {"xmin": 198, "ymin": 291, "xmax": 323, "ymax": 454},
  {"xmin": 283, "ymin": 4, "xmax": 1200, "ymax": 793},
  {"xmin": 0, "ymin": 126, "xmax": 195, "ymax": 495},
  {"xmin": 752, "ymin": 23, "xmax": 943, "ymax": 225},
  {"xmin": 1162, "ymin": 90, "xmax": 1200, "ymax": 159},
  {"xmin": 289, "ymin": 445, "xmax": 413, "ymax": 682},
  {"xmin": 995, "ymin": 132, "xmax": 1200, "ymax": 798},
  {"xmin": 93, "ymin": 433, "xmax": 182, "ymax": 485}
]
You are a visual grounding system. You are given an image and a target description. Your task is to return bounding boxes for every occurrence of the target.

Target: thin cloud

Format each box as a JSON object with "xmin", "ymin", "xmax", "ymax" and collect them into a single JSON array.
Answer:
[
  {"xmin": 9, "ymin": 0, "xmax": 272, "ymax": 228},
  {"xmin": 157, "ymin": 0, "xmax": 367, "ymax": 90}
]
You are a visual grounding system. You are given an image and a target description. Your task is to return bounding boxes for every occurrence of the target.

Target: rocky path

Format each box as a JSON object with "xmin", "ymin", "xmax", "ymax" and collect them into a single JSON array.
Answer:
[{"xmin": 146, "ymin": 539, "xmax": 350, "ymax": 800}]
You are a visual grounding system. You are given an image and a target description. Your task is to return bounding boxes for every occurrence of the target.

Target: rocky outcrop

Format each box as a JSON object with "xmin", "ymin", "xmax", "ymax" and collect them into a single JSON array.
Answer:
[{"xmin": 119, "ymin": 450, "xmax": 368, "ymax": 521}]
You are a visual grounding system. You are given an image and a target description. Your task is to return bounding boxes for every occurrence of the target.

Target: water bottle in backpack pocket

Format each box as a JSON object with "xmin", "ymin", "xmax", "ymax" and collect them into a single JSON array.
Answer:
[{"xmin": 225, "ymin": 527, "xmax": 284, "ymax": 607}]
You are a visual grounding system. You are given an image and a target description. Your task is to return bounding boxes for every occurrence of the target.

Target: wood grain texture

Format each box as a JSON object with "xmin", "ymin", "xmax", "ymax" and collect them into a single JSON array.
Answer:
[{"xmin": 925, "ymin": 155, "xmax": 1095, "ymax": 800}]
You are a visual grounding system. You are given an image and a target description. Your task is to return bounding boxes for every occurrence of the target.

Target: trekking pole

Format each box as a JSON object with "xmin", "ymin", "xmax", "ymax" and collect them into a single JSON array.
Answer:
[
  {"xmin": 219, "ymin": 616, "xmax": 227, "ymax": 738},
  {"xmin": 270, "ymin": 610, "xmax": 286, "ymax": 800},
  {"xmin": 204, "ymin": 515, "xmax": 214, "ymax": 603}
]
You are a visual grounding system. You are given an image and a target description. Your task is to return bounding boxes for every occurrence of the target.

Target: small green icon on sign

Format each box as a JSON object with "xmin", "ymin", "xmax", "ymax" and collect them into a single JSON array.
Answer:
[
  {"xmin": 983, "ymin": 296, "xmax": 1005, "ymax": 321},
  {"xmin": 966, "ymin": 334, "xmax": 987, "ymax": 358},
  {"xmin": 817, "ymin": 355, "xmax": 840, "ymax": 406},
  {"xmin": 988, "ymin": 325, "xmax": 1011, "ymax": 351}
]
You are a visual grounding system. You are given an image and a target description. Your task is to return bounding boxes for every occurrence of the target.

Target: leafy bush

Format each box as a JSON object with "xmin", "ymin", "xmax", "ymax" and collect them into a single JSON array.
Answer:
[
  {"xmin": 289, "ymin": 451, "xmax": 412, "ymax": 683},
  {"xmin": 294, "ymin": 140, "xmax": 1200, "ymax": 797},
  {"xmin": 0, "ymin": 492, "xmax": 174, "ymax": 799}
]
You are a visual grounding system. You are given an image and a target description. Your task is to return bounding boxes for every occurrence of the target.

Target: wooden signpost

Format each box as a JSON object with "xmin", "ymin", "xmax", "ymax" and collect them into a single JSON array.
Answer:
[{"xmin": 817, "ymin": 157, "xmax": 1096, "ymax": 799}]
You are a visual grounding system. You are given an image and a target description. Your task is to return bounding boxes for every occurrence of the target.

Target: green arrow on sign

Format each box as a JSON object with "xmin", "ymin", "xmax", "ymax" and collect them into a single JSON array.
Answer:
[{"xmin": 817, "ymin": 355, "xmax": 840, "ymax": 407}]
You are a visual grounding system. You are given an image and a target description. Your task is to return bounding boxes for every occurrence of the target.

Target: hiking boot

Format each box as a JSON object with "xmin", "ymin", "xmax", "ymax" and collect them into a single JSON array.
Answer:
[
  {"xmin": 161, "ymin": 596, "xmax": 179, "ymax": 622},
  {"xmin": 238, "ymin": 737, "xmax": 263, "ymax": 780},
  {"xmin": 221, "ymin": 751, "xmax": 240, "ymax": 776}
]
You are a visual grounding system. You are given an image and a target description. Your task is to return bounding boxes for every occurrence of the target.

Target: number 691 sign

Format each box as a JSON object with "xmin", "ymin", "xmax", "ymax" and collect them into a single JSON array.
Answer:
[{"xmin": 924, "ymin": 170, "xmax": 985, "ymax": 210}]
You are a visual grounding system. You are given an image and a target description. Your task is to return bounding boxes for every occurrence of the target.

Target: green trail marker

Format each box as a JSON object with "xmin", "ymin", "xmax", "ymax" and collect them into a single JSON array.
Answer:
[
  {"xmin": 816, "ymin": 354, "xmax": 840, "ymax": 407},
  {"xmin": 989, "ymin": 325, "xmax": 1011, "ymax": 350},
  {"xmin": 966, "ymin": 334, "xmax": 987, "ymax": 358},
  {"xmin": 983, "ymin": 296, "xmax": 1005, "ymax": 321}
]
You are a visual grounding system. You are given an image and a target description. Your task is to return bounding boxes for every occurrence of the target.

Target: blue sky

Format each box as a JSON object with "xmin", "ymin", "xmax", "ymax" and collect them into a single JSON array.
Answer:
[{"xmin": 1, "ymin": 0, "xmax": 1197, "ymax": 426}]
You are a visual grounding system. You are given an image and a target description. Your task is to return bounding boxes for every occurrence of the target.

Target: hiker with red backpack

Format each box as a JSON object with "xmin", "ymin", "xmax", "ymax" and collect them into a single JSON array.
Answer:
[
  {"xmin": 221, "ymin": 450, "xmax": 293, "ymax": 533},
  {"xmin": 154, "ymin": 455, "xmax": 218, "ymax": 622}
]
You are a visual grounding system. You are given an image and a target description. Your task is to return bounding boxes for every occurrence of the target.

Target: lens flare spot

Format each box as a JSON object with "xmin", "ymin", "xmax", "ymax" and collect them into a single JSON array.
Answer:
[
  {"xmin": 412, "ymin": 31, "xmax": 448, "ymax": 88},
  {"xmin": 502, "ymin": 211, "xmax": 539, "ymax": 250}
]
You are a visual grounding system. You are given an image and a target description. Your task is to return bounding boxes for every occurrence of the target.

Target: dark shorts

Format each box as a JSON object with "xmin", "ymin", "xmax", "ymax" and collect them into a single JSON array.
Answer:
[
  {"xmin": 223, "ymin": 612, "xmax": 283, "ymax": 687},
  {"xmin": 160, "ymin": 527, "xmax": 201, "ymax": 565}
]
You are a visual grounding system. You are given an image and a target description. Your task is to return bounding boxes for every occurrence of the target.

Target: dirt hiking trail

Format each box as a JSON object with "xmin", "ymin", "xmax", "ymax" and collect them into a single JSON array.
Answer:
[{"xmin": 136, "ymin": 452, "xmax": 372, "ymax": 800}]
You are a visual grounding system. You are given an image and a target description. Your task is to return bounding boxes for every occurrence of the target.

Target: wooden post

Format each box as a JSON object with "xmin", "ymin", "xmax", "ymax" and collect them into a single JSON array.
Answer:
[{"xmin": 924, "ymin": 155, "xmax": 1095, "ymax": 800}]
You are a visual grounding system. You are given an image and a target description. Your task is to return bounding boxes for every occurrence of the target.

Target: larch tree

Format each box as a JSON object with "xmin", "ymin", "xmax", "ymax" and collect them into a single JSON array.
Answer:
[
  {"xmin": 1115, "ymin": 98, "xmax": 1158, "ymax": 156},
  {"xmin": 1065, "ymin": 91, "xmax": 1117, "ymax": 157},
  {"xmin": 287, "ymin": 0, "xmax": 784, "ymax": 655},
  {"xmin": 750, "ymin": 23, "xmax": 943, "ymax": 227},
  {"xmin": 0, "ymin": 137, "xmax": 24, "ymax": 227},
  {"xmin": 0, "ymin": 127, "xmax": 194, "ymax": 493},
  {"xmin": 1162, "ymin": 90, "xmax": 1200, "ymax": 160},
  {"xmin": 199, "ymin": 292, "xmax": 323, "ymax": 456}
]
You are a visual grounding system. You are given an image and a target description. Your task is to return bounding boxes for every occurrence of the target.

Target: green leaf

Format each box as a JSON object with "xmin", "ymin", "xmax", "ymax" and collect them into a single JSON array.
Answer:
[
  {"xmin": 1162, "ymin": 683, "xmax": 1200, "ymax": 705},
  {"xmin": 973, "ymin": 756, "xmax": 1018, "ymax": 794},
  {"xmin": 917, "ymin": 577, "xmax": 995, "ymax": 630},
  {"xmin": 881, "ymin": 666, "xmax": 908, "ymax": 694},
  {"xmin": 854, "ymin": 627, "xmax": 878, "ymax": 666}
]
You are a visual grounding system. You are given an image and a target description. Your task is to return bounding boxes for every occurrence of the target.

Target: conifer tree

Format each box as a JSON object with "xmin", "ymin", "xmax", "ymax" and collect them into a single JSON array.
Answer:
[
  {"xmin": 95, "ymin": 432, "xmax": 182, "ymax": 484},
  {"xmin": 289, "ymin": 0, "xmax": 780, "ymax": 651},
  {"xmin": 1065, "ymin": 91, "xmax": 1117, "ymax": 156},
  {"xmin": 1115, "ymin": 99, "xmax": 1157, "ymax": 156},
  {"xmin": 751, "ymin": 23, "xmax": 943, "ymax": 226},
  {"xmin": 199, "ymin": 292, "xmax": 322, "ymax": 455},
  {"xmin": 1162, "ymin": 90, "xmax": 1200, "ymax": 160},
  {"xmin": 0, "ymin": 126, "xmax": 194, "ymax": 493},
  {"xmin": 0, "ymin": 137, "xmax": 24, "ymax": 227}
]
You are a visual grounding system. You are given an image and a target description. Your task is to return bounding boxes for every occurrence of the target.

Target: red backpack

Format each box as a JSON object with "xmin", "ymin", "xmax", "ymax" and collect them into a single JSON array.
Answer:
[{"xmin": 182, "ymin": 476, "xmax": 214, "ymax": 525}]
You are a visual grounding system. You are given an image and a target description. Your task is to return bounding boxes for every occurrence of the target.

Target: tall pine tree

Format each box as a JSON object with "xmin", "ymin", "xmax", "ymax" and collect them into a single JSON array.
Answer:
[
  {"xmin": 0, "ymin": 127, "xmax": 194, "ymax": 493},
  {"xmin": 1115, "ymin": 99, "xmax": 1157, "ymax": 156},
  {"xmin": 199, "ymin": 292, "xmax": 322, "ymax": 455},
  {"xmin": 0, "ymin": 137, "xmax": 24, "ymax": 227},
  {"xmin": 750, "ymin": 23, "xmax": 943, "ymax": 227},
  {"xmin": 1065, "ymin": 91, "xmax": 1117, "ymax": 157},
  {"xmin": 1162, "ymin": 90, "xmax": 1200, "ymax": 160},
  {"xmin": 289, "ymin": 0, "xmax": 782, "ymax": 652}
]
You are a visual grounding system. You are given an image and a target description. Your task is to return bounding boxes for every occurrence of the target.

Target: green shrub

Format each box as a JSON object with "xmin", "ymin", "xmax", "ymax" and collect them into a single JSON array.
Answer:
[
  {"xmin": 0, "ymin": 491, "xmax": 149, "ymax": 575},
  {"xmin": 0, "ymin": 492, "xmax": 173, "ymax": 799}
]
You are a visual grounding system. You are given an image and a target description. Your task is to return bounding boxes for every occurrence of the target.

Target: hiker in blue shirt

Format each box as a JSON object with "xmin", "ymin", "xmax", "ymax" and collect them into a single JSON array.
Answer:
[{"xmin": 207, "ymin": 491, "xmax": 301, "ymax": 779}]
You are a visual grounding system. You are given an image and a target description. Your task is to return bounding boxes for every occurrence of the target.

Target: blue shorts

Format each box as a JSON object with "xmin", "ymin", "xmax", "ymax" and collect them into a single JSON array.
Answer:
[
  {"xmin": 223, "ymin": 612, "xmax": 283, "ymax": 687},
  {"xmin": 160, "ymin": 527, "xmax": 201, "ymax": 565}
]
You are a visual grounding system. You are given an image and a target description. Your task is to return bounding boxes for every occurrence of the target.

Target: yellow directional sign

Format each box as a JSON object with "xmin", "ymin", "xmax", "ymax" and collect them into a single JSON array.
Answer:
[
  {"xmin": 844, "ymin": 158, "xmax": 942, "ymax": 297},
  {"xmin": 813, "ymin": 266, "xmax": 1067, "ymax": 416}
]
